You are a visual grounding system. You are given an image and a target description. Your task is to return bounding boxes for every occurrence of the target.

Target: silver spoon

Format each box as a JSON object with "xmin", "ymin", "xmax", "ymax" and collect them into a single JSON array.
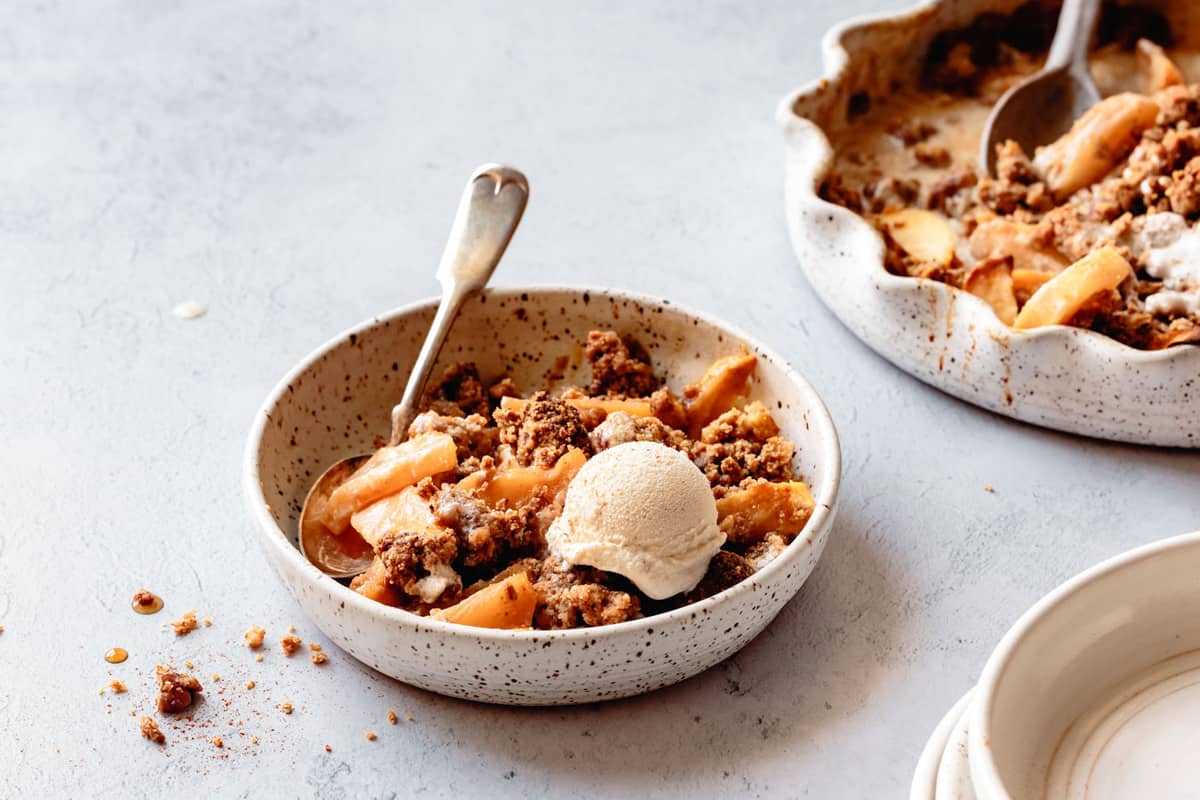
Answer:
[
  {"xmin": 979, "ymin": 0, "xmax": 1102, "ymax": 176},
  {"xmin": 299, "ymin": 164, "xmax": 529, "ymax": 578}
]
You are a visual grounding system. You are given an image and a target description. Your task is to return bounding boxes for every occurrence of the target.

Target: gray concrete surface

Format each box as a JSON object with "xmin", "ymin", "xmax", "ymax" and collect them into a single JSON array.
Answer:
[{"xmin": 2, "ymin": 1, "xmax": 1197, "ymax": 797}]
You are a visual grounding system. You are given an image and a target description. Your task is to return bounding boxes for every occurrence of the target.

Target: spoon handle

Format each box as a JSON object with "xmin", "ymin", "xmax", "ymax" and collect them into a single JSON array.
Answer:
[
  {"xmin": 389, "ymin": 164, "xmax": 530, "ymax": 444},
  {"xmin": 1045, "ymin": 0, "xmax": 1101, "ymax": 72}
]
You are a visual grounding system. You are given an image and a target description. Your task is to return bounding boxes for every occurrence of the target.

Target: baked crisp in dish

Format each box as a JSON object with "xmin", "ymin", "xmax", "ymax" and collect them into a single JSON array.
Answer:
[
  {"xmin": 303, "ymin": 330, "xmax": 816, "ymax": 630},
  {"xmin": 820, "ymin": 2, "xmax": 1200, "ymax": 350}
]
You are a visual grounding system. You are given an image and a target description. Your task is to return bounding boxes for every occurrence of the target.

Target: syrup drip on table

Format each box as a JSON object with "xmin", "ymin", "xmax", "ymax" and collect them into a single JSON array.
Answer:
[
  {"xmin": 131, "ymin": 590, "xmax": 163, "ymax": 615},
  {"xmin": 104, "ymin": 647, "xmax": 128, "ymax": 664}
]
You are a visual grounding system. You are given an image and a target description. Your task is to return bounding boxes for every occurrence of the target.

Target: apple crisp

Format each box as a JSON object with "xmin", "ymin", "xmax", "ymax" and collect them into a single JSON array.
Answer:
[
  {"xmin": 304, "ymin": 330, "xmax": 817, "ymax": 630},
  {"xmin": 820, "ymin": 2, "xmax": 1200, "ymax": 350}
]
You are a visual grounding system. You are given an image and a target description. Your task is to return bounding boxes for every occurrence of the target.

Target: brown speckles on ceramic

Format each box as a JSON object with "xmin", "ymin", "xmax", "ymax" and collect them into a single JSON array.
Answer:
[
  {"xmin": 777, "ymin": 0, "xmax": 1200, "ymax": 448},
  {"xmin": 243, "ymin": 287, "xmax": 841, "ymax": 705}
]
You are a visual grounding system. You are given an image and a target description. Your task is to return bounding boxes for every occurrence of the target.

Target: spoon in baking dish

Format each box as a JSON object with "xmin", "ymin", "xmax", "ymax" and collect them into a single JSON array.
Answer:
[
  {"xmin": 299, "ymin": 164, "xmax": 530, "ymax": 578},
  {"xmin": 979, "ymin": 0, "xmax": 1102, "ymax": 176}
]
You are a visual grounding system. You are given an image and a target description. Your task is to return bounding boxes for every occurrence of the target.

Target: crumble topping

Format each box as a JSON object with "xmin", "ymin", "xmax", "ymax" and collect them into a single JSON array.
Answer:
[
  {"xmin": 420, "ymin": 362, "xmax": 489, "ymax": 417},
  {"xmin": 155, "ymin": 665, "xmax": 202, "ymax": 713},
  {"xmin": 170, "ymin": 610, "xmax": 198, "ymax": 636},
  {"xmin": 585, "ymin": 330, "xmax": 661, "ymax": 397},
  {"xmin": 529, "ymin": 557, "xmax": 640, "ymax": 629},
  {"xmin": 140, "ymin": 716, "xmax": 165, "ymax": 745},
  {"xmin": 280, "ymin": 634, "xmax": 303, "ymax": 655},
  {"xmin": 494, "ymin": 393, "xmax": 592, "ymax": 467},
  {"xmin": 243, "ymin": 625, "xmax": 266, "ymax": 649}
]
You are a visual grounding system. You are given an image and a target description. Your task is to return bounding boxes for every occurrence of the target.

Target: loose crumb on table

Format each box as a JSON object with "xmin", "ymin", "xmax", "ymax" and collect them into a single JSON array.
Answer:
[
  {"xmin": 280, "ymin": 634, "xmax": 302, "ymax": 655},
  {"xmin": 387, "ymin": 709, "xmax": 398, "ymax": 725},
  {"xmin": 171, "ymin": 611, "xmax": 198, "ymax": 636},
  {"xmin": 365, "ymin": 732, "xmax": 377, "ymax": 741},
  {"xmin": 140, "ymin": 716, "xmax": 165, "ymax": 745},
  {"xmin": 156, "ymin": 665, "xmax": 203, "ymax": 713},
  {"xmin": 310, "ymin": 652, "xmax": 327, "ymax": 665},
  {"xmin": 279, "ymin": 702, "xmax": 293, "ymax": 715},
  {"xmin": 244, "ymin": 625, "xmax": 266, "ymax": 649}
]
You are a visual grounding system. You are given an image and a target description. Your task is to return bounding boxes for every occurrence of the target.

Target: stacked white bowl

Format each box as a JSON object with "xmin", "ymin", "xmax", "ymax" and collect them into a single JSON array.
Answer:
[{"xmin": 912, "ymin": 531, "xmax": 1200, "ymax": 800}]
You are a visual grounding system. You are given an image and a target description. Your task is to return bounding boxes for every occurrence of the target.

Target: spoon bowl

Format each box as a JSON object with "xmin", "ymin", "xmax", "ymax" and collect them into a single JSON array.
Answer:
[
  {"xmin": 299, "ymin": 455, "xmax": 373, "ymax": 577},
  {"xmin": 979, "ymin": 0, "xmax": 1101, "ymax": 174},
  {"xmin": 979, "ymin": 65, "xmax": 1100, "ymax": 175}
]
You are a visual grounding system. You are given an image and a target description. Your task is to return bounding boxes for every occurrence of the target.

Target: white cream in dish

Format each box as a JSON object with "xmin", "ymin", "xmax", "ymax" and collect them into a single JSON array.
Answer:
[
  {"xmin": 546, "ymin": 441, "xmax": 725, "ymax": 600},
  {"xmin": 1138, "ymin": 214, "xmax": 1200, "ymax": 317}
]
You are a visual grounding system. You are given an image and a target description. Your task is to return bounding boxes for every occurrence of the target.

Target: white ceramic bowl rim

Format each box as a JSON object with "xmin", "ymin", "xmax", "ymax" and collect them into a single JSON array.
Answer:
[
  {"xmin": 773, "ymin": 1, "xmax": 1197, "ymax": 368},
  {"xmin": 242, "ymin": 284, "xmax": 842, "ymax": 644},
  {"xmin": 968, "ymin": 529, "xmax": 1200, "ymax": 798}
]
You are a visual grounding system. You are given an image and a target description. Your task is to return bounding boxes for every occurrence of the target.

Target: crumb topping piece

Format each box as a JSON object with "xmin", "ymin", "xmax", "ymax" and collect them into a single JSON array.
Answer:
[
  {"xmin": 244, "ymin": 625, "xmax": 266, "ymax": 649},
  {"xmin": 494, "ymin": 392, "xmax": 592, "ymax": 468},
  {"xmin": 387, "ymin": 709, "xmax": 398, "ymax": 725},
  {"xmin": 170, "ymin": 610, "xmax": 199, "ymax": 636},
  {"xmin": 155, "ymin": 665, "xmax": 202, "ymax": 713},
  {"xmin": 585, "ymin": 331, "xmax": 661, "ymax": 397},
  {"xmin": 421, "ymin": 362, "xmax": 489, "ymax": 417},
  {"xmin": 280, "ymin": 702, "xmax": 294, "ymax": 715},
  {"xmin": 311, "ymin": 652, "xmax": 328, "ymax": 665},
  {"xmin": 140, "ymin": 716, "xmax": 165, "ymax": 745},
  {"xmin": 530, "ymin": 558, "xmax": 640, "ymax": 629}
]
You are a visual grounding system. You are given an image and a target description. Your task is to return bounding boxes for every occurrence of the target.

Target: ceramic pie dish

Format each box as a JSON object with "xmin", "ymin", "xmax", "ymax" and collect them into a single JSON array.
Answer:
[
  {"xmin": 777, "ymin": 0, "xmax": 1200, "ymax": 448},
  {"xmin": 242, "ymin": 287, "xmax": 841, "ymax": 706}
]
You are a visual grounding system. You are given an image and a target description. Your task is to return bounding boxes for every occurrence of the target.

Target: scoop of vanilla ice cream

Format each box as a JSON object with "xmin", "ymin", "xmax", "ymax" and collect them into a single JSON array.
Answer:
[{"xmin": 545, "ymin": 441, "xmax": 724, "ymax": 599}]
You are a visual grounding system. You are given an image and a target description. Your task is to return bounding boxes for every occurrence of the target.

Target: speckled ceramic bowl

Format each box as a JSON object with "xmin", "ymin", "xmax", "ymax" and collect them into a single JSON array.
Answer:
[
  {"xmin": 777, "ymin": 0, "xmax": 1200, "ymax": 448},
  {"xmin": 243, "ymin": 287, "xmax": 841, "ymax": 705}
]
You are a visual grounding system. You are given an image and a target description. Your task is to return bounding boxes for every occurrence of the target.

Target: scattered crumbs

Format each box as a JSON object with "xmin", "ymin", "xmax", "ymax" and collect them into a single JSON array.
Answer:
[
  {"xmin": 211, "ymin": 736, "xmax": 223, "ymax": 748},
  {"xmin": 245, "ymin": 681, "xmax": 256, "ymax": 690},
  {"xmin": 97, "ymin": 687, "xmax": 106, "ymax": 696},
  {"xmin": 109, "ymin": 680, "xmax": 127, "ymax": 694},
  {"xmin": 171, "ymin": 611, "xmax": 198, "ymax": 636},
  {"xmin": 308, "ymin": 642, "xmax": 322, "ymax": 652},
  {"xmin": 406, "ymin": 713, "xmax": 414, "ymax": 722},
  {"xmin": 280, "ymin": 634, "xmax": 302, "ymax": 655},
  {"xmin": 0, "ymin": 626, "xmax": 5, "ymax": 634},
  {"xmin": 202, "ymin": 618, "xmax": 212, "ymax": 627},
  {"xmin": 387, "ymin": 709, "xmax": 398, "ymax": 725},
  {"xmin": 280, "ymin": 702, "xmax": 293, "ymax": 715},
  {"xmin": 173, "ymin": 301, "xmax": 207, "ymax": 320},
  {"xmin": 185, "ymin": 661, "xmax": 194, "ymax": 669},
  {"xmin": 311, "ymin": 652, "xmax": 327, "ymax": 666},
  {"xmin": 984, "ymin": 484, "xmax": 995, "ymax": 493},
  {"xmin": 255, "ymin": 654, "xmax": 263, "ymax": 663},
  {"xmin": 365, "ymin": 732, "xmax": 377, "ymax": 742},
  {"xmin": 324, "ymin": 744, "xmax": 332, "ymax": 753},
  {"xmin": 140, "ymin": 716, "xmax": 165, "ymax": 745},
  {"xmin": 244, "ymin": 625, "xmax": 266, "ymax": 649},
  {"xmin": 251, "ymin": 737, "xmax": 259, "ymax": 745},
  {"xmin": 211, "ymin": 673, "xmax": 220, "ymax": 682},
  {"xmin": 287, "ymin": 624, "xmax": 296, "ymax": 633}
]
